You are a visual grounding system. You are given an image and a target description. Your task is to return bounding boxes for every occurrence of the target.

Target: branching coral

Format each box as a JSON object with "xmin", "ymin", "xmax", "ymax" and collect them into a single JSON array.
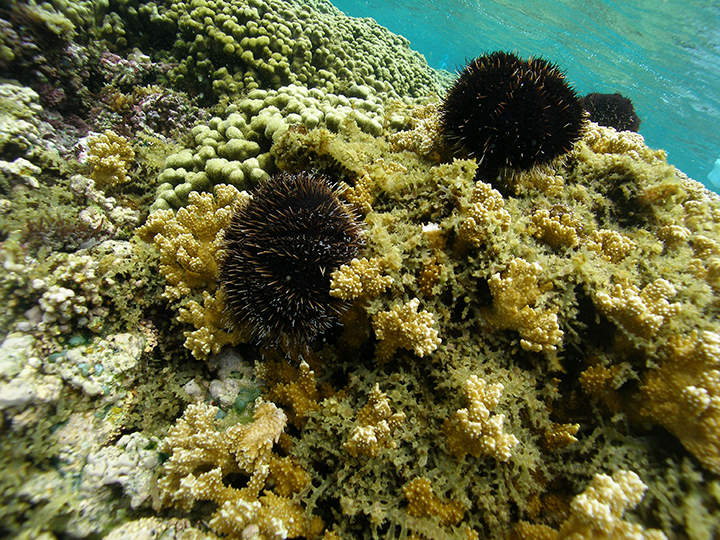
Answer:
[
  {"xmin": 486, "ymin": 258, "xmax": 563, "ymax": 354},
  {"xmin": 136, "ymin": 184, "xmax": 246, "ymax": 301},
  {"xmin": 403, "ymin": 477, "xmax": 464, "ymax": 526},
  {"xmin": 586, "ymin": 229, "xmax": 637, "ymax": 263},
  {"xmin": 389, "ymin": 102, "xmax": 443, "ymax": 160},
  {"xmin": 442, "ymin": 375, "xmax": 519, "ymax": 462},
  {"xmin": 158, "ymin": 400, "xmax": 322, "ymax": 539},
  {"xmin": 86, "ymin": 130, "xmax": 135, "ymax": 190},
  {"xmin": 593, "ymin": 278, "xmax": 680, "ymax": 339},
  {"xmin": 557, "ymin": 470, "xmax": 667, "ymax": 540},
  {"xmin": 344, "ymin": 383, "xmax": 405, "ymax": 458},
  {"xmin": 530, "ymin": 208, "xmax": 580, "ymax": 249},
  {"xmin": 640, "ymin": 331, "xmax": 720, "ymax": 474},
  {"xmin": 459, "ymin": 180, "xmax": 511, "ymax": 247},
  {"xmin": 177, "ymin": 289, "xmax": 246, "ymax": 361},
  {"xmin": 330, "ymin": 257, "xmax": 394, "ymax": 301},
  {"xmin": 372, "ymin": 298, "xmax": 441, "ymax": 361}
]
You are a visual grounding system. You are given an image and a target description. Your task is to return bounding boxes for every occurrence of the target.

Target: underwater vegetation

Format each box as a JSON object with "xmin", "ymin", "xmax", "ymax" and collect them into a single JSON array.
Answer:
[{"xmin": 1, "ymin": 1, "xmax": 720, "ymax": 540}]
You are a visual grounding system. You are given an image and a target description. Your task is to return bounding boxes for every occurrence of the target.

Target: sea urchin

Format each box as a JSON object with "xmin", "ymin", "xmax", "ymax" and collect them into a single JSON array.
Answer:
[
  {"xmin": 440, "ymin": 51, "xmax": 586, "ymax": 172},
  {"xmin": 220, "ymin": 171, "xmax": 364, "ymax": 350}
]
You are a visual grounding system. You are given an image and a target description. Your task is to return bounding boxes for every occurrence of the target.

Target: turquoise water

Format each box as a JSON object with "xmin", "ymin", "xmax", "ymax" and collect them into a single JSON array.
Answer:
[{"xmin": 332, "ymin": 0, "xmax": 720, "ymax": 190}]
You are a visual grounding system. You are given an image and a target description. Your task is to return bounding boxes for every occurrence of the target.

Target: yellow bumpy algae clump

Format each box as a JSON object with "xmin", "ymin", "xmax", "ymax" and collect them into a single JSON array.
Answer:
[
  {"xmin": 157, "ymin": 400, "xmax": 322, "ymax": 539},
  {"xmin": 442, "ymin": 375, "xmax": 519, "ymax": 462},
  {"xmin": 86, "ymin": 130, "xmax": 135, "ymax": 189},
  {"xmin": 372, "ymin": 298, "xmax": 441, "ymax": 361},
  {"xmin": 330, "ymin": 257, "xmax": 395, "ymax": 301},
  {"xmin": 137, "ymin": 185, "xmax": 246, "ymax": 301},
  {"xmin": 486, "ymin": 258, "xmax": 563, "ymax": 354},
  {"xmin": 344, "ymin": 383, "xmax": 405, "ymax": 458}
]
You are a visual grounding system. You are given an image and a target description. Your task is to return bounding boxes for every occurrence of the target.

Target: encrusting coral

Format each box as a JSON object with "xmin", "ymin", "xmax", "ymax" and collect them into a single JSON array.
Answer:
[{"xmin": 442, "ymin": 375, "xmax": 519, "ymax": 462}]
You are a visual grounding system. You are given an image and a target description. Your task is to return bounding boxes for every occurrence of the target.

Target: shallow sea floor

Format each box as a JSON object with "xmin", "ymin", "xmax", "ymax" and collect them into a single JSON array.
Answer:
[{"xmin": 1, "ymin": 1, "xmax": 719, "ymax": 539}]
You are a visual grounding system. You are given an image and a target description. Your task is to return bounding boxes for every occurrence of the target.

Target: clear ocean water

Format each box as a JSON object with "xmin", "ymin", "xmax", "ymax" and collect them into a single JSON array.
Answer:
[{"xmin": 332, "ymin": 0, "xmax": 720, "ymax": 191}]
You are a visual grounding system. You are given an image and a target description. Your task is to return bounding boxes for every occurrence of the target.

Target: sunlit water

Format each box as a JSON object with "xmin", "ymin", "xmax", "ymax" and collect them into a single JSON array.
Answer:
[{"xmin": 332, "ymin": 0, "xmax": 720, "ymax": 190}]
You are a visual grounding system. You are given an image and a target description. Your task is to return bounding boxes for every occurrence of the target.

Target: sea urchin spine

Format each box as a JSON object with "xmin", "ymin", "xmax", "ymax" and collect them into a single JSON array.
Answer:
[
  {"xmin": 220, "ymin": 171, "xmax": 364, "ymax": 350},
  {"xmin": 440, "ymin": 51, "xmax": 586, "ymax": 172}
]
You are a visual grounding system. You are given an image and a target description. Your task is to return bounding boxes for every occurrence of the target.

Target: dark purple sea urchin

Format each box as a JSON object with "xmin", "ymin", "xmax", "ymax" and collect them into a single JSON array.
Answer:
[
  {"xmin": 220, "ymin": 171, "xmax": 364, "ymax": 350},
  {"xmin": 440, "ymin": 51, "xmax": 586, "ymax": 172}
]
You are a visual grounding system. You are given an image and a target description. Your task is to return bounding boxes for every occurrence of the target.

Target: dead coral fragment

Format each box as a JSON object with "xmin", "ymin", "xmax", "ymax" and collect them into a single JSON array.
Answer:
[
  {"xmin": 403, "ymin": 477, "xmax": 464, "ymax": 526},
  {"xmin": 372, "ymin": 298, "xmax": 441, "ymax": 361},
  {"xmin": 594, "ymin": 278, "xmax": 680, "ymax": 338},
  {"xmin": 442, "ymin": 375, "xmax": 519, "ymax": 461},
  {"xmin": 330, "ymin": 257, "xmax": 394, "ymax": 300},
  {"xmin": 558, "ymin": 470, "xmax": 667, "ymax": 540},
  {"xmin": 136, "ymin": 185, "xmax": 245, "ymax": 301},
  {"xmin": 487, "ymin": 258, "xmax": 563, "ymax": 353},
  {"xmin": 459, "ymin": 180, "xmax": 511, "ymax": 247},
  {"xmin": 87, "ymin": 130, "xmax": 135, "ymax": 189},
  {"xmin": 344, "ymin": 383, "xmax": 405, "ymax": 458}
]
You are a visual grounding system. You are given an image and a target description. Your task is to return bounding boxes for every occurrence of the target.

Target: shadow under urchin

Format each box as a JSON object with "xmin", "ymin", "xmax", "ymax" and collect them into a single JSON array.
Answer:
[
  {"xmin": 219, "ymin": 170, "xmax": 364, "ymax": 356},
  {"xmin": 441, "ymin": 51, "xmax": 586, "ymax": 174}
]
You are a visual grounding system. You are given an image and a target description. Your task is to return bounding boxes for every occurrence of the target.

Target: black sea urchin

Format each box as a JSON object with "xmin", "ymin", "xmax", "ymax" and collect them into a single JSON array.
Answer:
[
  {"xmin": 220, "ymin": 171, "xmax": 364, "ymax": 349},
  {"xmin": 440, "ymin": 51, "xmax": 586, "ymax": 172},
  {"xmin": 582, "ymin": 92, "xmax": 640, "ymax": 132}
]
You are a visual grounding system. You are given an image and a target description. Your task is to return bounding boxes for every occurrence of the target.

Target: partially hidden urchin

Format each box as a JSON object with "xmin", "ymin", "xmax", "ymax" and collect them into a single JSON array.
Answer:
[
  {"xmin": 220, "ymin": 170, "xmax": 364, "ymax": 350},
  {"xmin": 441, "ymin": 51, "xmax": 586, "ymax": 172}
]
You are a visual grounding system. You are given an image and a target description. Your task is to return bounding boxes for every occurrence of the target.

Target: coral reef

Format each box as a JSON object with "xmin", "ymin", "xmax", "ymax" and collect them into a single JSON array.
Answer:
[{"xmin": 4, "ymin": 2, "xmax": 720, "ymax": 540}]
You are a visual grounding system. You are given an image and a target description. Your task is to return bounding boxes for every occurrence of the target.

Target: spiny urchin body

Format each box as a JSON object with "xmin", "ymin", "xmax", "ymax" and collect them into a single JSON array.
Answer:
[
  {"xmin": 220, "ymin": 171, "xmax": 364, "ymax": 349},
  {"xmin": 582, "ymin": 92, "xmax": 640, "ymax": 132},
  {"xmin": 440, "ymin": 51, "xmax": 586, "ymax": 172}
]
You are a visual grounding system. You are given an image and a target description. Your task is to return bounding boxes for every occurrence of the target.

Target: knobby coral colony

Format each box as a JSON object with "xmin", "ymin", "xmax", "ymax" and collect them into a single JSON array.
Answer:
[
  {"xmin": 220, "ymin": 171, "xmax": 364, "ymax": 354},
  {"xmin": 441, "ymin": 51, "xmax": 586, "ymax": 174}
]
